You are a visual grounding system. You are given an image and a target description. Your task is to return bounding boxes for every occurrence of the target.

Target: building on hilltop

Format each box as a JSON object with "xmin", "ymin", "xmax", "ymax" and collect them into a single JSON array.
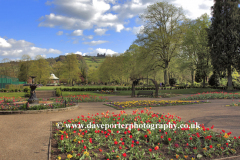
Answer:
[{"xmin": 97, "ymin": 53, "xmax": 106, "ymax": 57}]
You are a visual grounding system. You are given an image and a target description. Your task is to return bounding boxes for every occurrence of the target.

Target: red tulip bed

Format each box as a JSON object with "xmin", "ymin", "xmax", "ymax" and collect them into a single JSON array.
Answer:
[{"xmin": 51, "ymin": 109, "xmax": 240, "ymax": 160}]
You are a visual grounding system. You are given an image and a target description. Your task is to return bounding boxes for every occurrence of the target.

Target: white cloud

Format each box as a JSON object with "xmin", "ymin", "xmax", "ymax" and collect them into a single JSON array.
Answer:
[
  {"xmin": 49, "ymin": 48, "xmax": 61, "ymax": 54},
  {"xmin": 56, "ymin": 31, "xmax": 63, "ymax": 35},
  {"xmin": 71, "ymin": 30, "xmax": 83, "ymax": 36},
  {"xmin": 73, "ymin": 40, "xmax": 79, "ymax": 44},
  {"xmin": 0, "ymin": 37, "xmax": 61, "ymax": 60},
  {"xmin": 124, "ymin": 27, "xmax": 131, "ymax": 31},
  {"xmin": 85, "ymin": 48, "xmax": 118, "ymax": 56},
  {"xmin": 0, "ymin": 37, "xmax": 12, "ymax": 48},
  {"xmin": 39, "ymin": 0, "xmax": 213, "ymax": 34},
  {"xmin": 94, "ymin": 28, "xmax": 107, "ymax": 36},
  {"xmin": 83, "ymin": 40, "xmax": 108, "ymax": 46},
  {"xmin": 87, "ymin": 35, "xmax": 93, "ymax": 39},
  {"xmin": 66, "ymin": 51, "xmax": 86, "ymax": 56},
  {"xmin": 132, "ymin": 25, "xmax": 144, "ymax": 35}
]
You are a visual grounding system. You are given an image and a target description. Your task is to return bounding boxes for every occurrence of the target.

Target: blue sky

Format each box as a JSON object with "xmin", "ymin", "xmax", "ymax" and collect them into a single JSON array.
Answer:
[{"xmin": 0, "ymin": 0, "xmax": 215, "ymax": 61}]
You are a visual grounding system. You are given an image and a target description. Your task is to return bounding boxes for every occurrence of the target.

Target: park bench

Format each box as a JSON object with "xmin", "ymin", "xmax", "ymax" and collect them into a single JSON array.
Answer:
[{"xmin": 137, "ymin": 91, "xmax": 153, "ymax": 97}]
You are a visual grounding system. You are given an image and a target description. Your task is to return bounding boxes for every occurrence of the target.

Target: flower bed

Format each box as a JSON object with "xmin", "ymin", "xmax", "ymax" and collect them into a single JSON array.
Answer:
[
  {"xmin": 226, "ymin": 102, "xmax": 240, "ymax": 107},
  {"xmin": 180, "ymin": 92, "xmax": 240, "ymax": 100},
  {"xmin": 51, "ymin": 109, "xmax": 240, "ymax": 160},
  {"xmin": 104, "ymin": 100, "xmax": 206, "ymax": 110},
  {"xmin": 0, "ymin": 95, "xmax": 110, "ymax": 111}
]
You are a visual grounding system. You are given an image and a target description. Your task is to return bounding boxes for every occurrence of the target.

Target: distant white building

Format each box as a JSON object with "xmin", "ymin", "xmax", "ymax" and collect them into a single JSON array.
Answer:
[{"xmin": 48, "ymin": 73, "xmax": 59, "ymax": 85}]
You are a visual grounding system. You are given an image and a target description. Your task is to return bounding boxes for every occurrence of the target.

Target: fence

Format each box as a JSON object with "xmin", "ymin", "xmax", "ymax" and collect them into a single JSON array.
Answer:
[{"xmin": 0, "ymin": 75, "xmax": 26, "ymax": 89}]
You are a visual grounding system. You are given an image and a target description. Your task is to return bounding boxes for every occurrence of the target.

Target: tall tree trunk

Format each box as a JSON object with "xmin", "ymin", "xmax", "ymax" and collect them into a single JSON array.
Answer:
[
  {"xmin": 164, "ymin": 61, "xmax": 169, "ymax": 85},
  {"xmin": 191, "ymin": 69, "xmax": 194, "ymax": 85},
  {"xmin": 227, "ymin": 67, "xmax": 233, "ymax": 90},
  {"xmin": 203, "ymin": 76, "xmax": 205, "ymax": 88},
  {"xmin": 153, "ymin": 80, "xmax": 158, "ymax": 98},
  {"xmin": 147, "ymin": 74, "xmax": 148, "ymax": 85},
  {"xmin": 131, "ymin": 82, "xmax": 135, "ymax": 97}
]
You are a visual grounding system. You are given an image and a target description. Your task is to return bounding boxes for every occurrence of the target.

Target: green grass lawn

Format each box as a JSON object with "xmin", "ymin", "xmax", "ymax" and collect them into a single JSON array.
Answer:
[{"xmin": 1, "ymin": 87, "xmax": 239, "ymax": 98}]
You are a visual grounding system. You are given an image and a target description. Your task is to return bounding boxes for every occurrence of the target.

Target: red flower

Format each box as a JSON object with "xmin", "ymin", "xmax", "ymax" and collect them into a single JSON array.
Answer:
[
  {"xmin": 119, "ymin": 146, "xmax": 122, "ymax": 149},
  {"xmin": 144, "ymin": 135, "xmax": 148, "ymax": 138},
  {"xmin": 186, "ymin": 143, "xmax": 189, "ymax": 146},
  {"xmin": 209, "ymin": 145, "xmax": 212, "ymax": 148},
  {"xmin": 131, "ymin": 144, "xmax": 134, "ymax": 147},
  {"xmin": 222, "ymin": 130, "xmax": 225, "ymax": 133},
  {"xmin": 136, "ymin": 141, "xmax": 139, "ymax": 144},
  {"xmin": 154, "ymin": 146, "xmax": 159, "ymax": 150},
  {"xmin": 122, "ymin": 153, "xmax": 127, "ymax": 157},
  {"xmin": 161, "ymin": 135, "xmax": 164, "ymax": 139},
  {"xmin": 122, "ymin": 142, "xmax": 125, "ymax": 145},
  {"xmin": 89, "ymin": 138, "xmax": 92, "ymax": 143},
  {"xmin": 60, "ymin": 137, "xmax": 63, "ymax": 140},
  {"xmin": 84, "ymin": 146, "xmax": 87, "ymax": 149},
  {"xmin": 168, "ymin": 138, "xmax": 171, "ymax": 142},
  {"xmin": 226, "ymin": 143, "xmax": 228, "ymax": 146},
  {"xmin": 129, "ymin": 135, "xmax": 133, "ymax": 138},
  {"xmin": 189, "ymin": 137, "xmax": 192, "ymax": 140},
  {"xmin": 120, "ymin": 138, "xmax": 123, "ymax": 141},
  {"xmin": 114, "ymin": 141, "xmax": 118, "ymax": 145},
  {"xmin": 99, "ymin": 149, "xmax": 102, "ymax": 152}
]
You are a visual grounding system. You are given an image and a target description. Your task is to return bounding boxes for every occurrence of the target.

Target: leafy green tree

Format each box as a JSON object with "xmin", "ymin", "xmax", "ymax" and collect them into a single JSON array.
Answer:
[
  {"xmin": 207, "ymin": 0, "xmax": 240, "ymax": 90},
  {"xmin": 18, "ymin": 54, "xmax": 32, "ymax": 82},
  {"xmin": 62, "ymin": 53, "xmax": 81, "ymax": 86},
  {"xmin": 52, "ymin": 61, "xmax": 63, "ymax": 78},
  {"xmin": 134, "ymin": 1, "xmax": 188, "ymax": 85},
  {"xmin": 30, "ymin": 55, "xmax": 51, "ymax": 85}
]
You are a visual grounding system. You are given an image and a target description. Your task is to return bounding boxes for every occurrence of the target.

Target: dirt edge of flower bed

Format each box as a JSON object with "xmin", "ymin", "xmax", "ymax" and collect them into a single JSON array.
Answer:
[
  {"xmin": 48, "ymin": 121, "xmax": 52, "ymax": 160},
  {"xmin": 0, "ymin": 104, "xmax": 81, "ymax": 115}
]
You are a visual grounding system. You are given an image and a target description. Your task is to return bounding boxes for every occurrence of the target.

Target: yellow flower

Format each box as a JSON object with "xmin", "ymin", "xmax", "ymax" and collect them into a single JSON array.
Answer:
[
  {"xmin": 114, "ymin": 139, "xmax": 116, "ymax": 141},
  {"xmin": 67, "ymin": 154, "xmax": 73, "ymax": 159},
  {"xmin": 203, "ymin": 148, "xmax": 207, "ymax": 151},
  {"xmin": 223, "ymin": 133, "xmax": 229, "ymax": 138},
  {"xmin": 184, "ymin": 155, "xmax": 188, "ymax": 159},
  {"xmin": 57, "ymin": 156, "xmax": 61, "ymax": 160},
  {"xmin": 191, "ymin": 158, "xmax": 195, "ymax": 160},
  {"xmin": 196, "ymin": 128, "xmax": 199, "ymax": 130},
  {"xmin": 84, "ymin": 151, "xmax": 89, "ymax": 156},
  {"xmin": 73, "ymin": 139, "xmax": 77, "ymax": 142},
  {"xmin": 217, "ymin": 144, "xmax": 221, "ymax": 147},
  {"xmin": 176, "ymin": 154, "xmax": 179, "ymax": 158}
]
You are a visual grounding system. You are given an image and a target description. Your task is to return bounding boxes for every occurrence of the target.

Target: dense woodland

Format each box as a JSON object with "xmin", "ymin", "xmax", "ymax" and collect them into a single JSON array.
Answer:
[{"xmin": 1, "ymin": 1, "xmax": 240, "ymax": 89}]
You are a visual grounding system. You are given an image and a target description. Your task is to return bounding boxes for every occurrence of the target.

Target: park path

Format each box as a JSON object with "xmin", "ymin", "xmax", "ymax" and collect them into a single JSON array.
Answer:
[{"xmin": 0, "ymin": 94, "xmax": 240, "ymax": 160}]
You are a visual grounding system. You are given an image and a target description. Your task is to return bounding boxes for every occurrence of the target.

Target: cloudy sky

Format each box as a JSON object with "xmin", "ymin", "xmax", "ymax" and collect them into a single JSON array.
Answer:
[{"xmin": 0, "ymin": 0, "xmax": 215, "ymax": 61}]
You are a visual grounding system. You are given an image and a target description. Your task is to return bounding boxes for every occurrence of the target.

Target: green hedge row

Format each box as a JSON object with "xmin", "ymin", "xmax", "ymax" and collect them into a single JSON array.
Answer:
[{"xmin": 0, "ymin": 89, "xmax": 26, "ymax": 92}]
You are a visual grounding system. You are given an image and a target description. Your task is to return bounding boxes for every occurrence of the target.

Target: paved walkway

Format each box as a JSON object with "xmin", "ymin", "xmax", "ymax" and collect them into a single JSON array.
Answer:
[{"xmin": 0, "ymin": 95, "xmax": 240, "ymax": 160}]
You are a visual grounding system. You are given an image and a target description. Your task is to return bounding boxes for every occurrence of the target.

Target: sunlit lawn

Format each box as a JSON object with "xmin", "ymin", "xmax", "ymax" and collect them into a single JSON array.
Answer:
[{"xmin": 1, "ymin": 87, "xmax": 240, "ymax": 98}]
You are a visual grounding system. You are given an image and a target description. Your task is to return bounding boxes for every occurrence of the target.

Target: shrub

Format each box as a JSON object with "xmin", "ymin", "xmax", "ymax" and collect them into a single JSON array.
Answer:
[
  {"xmin": 169, "ymin": 78, "xmax": 177, "ymax": 86},
  {"xmin": 56, "ymin": 88, "xmax": 62, "ymax": 97},
  {"xmin": 24, "ymin": 88, "xmax": 30, "ymax": 92},
  {"xmin": 208, "ymin": 73, "xmax": 220, "ymax": 86},
  {"xmin": 25, "ymin": 90, "xmax": 30, "ymax": 97}
]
